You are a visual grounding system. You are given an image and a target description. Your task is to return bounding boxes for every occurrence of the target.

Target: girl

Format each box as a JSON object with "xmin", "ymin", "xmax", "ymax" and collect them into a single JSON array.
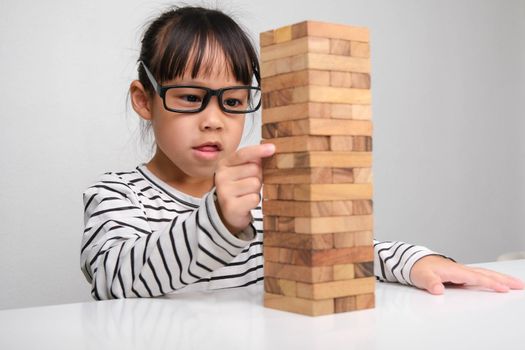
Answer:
[{"xmin": 81, "ymin": 5, "xmax": 523, "ymax": 300}]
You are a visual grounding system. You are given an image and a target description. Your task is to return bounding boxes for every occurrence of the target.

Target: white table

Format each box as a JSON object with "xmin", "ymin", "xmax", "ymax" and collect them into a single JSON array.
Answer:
[{"xmin": 1, "ymin": 260, "xmax": 523, "ymax": 350}]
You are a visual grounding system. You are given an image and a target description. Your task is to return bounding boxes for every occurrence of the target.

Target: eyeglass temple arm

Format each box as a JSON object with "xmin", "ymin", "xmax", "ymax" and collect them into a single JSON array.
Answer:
[{"xmin": 139, "ymin": 60, "xmax": 160, "ymax": 94}]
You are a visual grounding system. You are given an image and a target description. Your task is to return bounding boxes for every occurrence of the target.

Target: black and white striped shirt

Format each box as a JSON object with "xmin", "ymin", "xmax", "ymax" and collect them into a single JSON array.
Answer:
[{"xmin": 81, "ymin": 164, "xmax": 437, "ymax": 300}]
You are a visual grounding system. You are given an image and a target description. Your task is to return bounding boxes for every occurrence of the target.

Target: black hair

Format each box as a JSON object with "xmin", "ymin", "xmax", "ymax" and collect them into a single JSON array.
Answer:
[
  {"xmin": 138, "ymin": 5, "xmax": 260, "ymax": 93},
  {"xmin": 133, "ymin": 5, "xmax": 260, "ymax": 154}
]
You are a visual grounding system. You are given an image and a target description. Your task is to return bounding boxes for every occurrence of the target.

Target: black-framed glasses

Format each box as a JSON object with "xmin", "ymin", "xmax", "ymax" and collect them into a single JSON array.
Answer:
[{"xmin": 139, "ymin": 61, "xmax": 262, "ymax": 114}]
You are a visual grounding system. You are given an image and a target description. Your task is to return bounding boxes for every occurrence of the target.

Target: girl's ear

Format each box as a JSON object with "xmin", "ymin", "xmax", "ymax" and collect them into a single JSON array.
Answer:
[{"xmin": 130, "ymin": 80, "xmax": 153, "ymax": 121}]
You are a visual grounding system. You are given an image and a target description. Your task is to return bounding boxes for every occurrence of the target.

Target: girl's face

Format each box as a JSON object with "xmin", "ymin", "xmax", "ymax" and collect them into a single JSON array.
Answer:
[{"xmin": 131, "ymin": 51, "xmax": 247, "ymax": 183}]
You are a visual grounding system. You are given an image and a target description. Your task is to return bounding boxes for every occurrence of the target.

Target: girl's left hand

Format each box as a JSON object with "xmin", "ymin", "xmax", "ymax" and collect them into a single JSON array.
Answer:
[{"xmin": 410, "ymin": 255, "xmax": 525, "ymax": 294}]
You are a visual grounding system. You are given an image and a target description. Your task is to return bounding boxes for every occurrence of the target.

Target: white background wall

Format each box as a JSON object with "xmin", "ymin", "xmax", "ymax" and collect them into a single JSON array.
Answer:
[{"xmin": 0, "ymin": 0, "xmax": 523, "ymax": 310}]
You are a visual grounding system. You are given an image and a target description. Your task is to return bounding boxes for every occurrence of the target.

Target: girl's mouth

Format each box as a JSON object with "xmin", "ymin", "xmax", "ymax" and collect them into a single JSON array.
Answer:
[
  {"xmin": 192, "ymin": 144, "xmax": 221, "ymax": 160},
  {"xmin": 194, "ymin": 145, "xmax": 219, "ymax": 152}
]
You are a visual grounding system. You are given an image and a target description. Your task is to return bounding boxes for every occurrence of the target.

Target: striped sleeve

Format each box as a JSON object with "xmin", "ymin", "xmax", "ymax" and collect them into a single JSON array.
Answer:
[
  {"xmin": 80, "ymin": 174, "xmax": 257, "ymax": 300},
  {"xmin": 373, "ymin": 239, "xmax": 446, "ymax": 285}
]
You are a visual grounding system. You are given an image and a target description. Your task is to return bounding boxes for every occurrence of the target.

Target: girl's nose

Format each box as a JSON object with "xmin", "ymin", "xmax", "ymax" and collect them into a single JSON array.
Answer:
[{"xmin": 198, "ymin": 95, "xmax": 225, "ymax": 131}]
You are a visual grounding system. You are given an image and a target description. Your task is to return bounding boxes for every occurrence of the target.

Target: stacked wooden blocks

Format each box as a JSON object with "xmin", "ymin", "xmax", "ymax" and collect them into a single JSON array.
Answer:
[{"xmin": 260, "ymin": 20, "xmax": 375, "ymax": 316}]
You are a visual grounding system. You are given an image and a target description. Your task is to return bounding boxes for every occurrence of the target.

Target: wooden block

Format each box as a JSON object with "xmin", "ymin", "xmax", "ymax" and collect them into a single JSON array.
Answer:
[
  {"xmin": 291, "ymin": 20, "xmax": 369, "ymax": 42},
  {"xmin": 261, "ymin": 88, "xmax": 292, "ymax": 109},
  {"xmin": 353, "ymin": 168, "xmax": 373, "ymax": 183},
  {"xmin": 334, "ymin": 264, "xmax": 355, "ymax": 280},
  {"xmin": 263, "ymin": 183, "xmax": 373, "ymax": 201},
  {"xmin": 356, "ymin": 293, "xmax": 375, "ymax": 309},
  {"xmin": 262, "ymin": 167, "xmax": 332, "ymax": 184},
  {"xmin": 354, "ymin": 261, "xmax": 374, "ymax": 278},
  {"xmin": 334, "ymin": 296, "xmax": 356, "ymax": 313},
  {"xmin": 293, "ymin": 183, "xmax": 373, "ymax": 201},
  {"xmin": 262, "ymin": 102, "xmax": 332, "ymax": 125},
  {"xmin": 308, "ymin": 53, "xmax": 371, "ymax": 74},
  {"xmin": 352, "ymin": 199, "xmax": 373, "ymax": 214},
  {"xmin": 261, "ymin": 53, "xmax": 371, "ymax": 78},
  {"xmin": 330, "ymin": 104, "xmax": 372, "ymax": 120},
  {"xmin": 309, "ymin": 85, "xmax": 371, "ymax": 104},
  {"xmin": 261, "ymin": 135, "xmax": 330, "ymax": 154},
  {"xmin": 264, "ymin": 292, "xmax": 334, "ymax": 316},
  {"xmin": 262, "ymin": 183, "xmax": 276, "ymax": 197},
  {"xmin": 261, "ymin": 122, "xmax": 288, "ymax": 138},
  {"xmin": 262, "ymin": 199, "xmax": 356, "ymax": 216},
  {"xmin": 268, "ymin": 247, "xmax": 293, "ymax": 264},
  {"xmin": 330, "ymin": 200, "xmax": 353, "ymax": 215},
  {"xmin": 349, "ymin": 104, "xmax": 372, "ymax": 120},
  {"xmin": 270, "ymin": 246, "xmax": 373, "ymax": 266},
  {"xmin": 262, "ymin": 215, "xmax": 277, "ymax": 231},
  {"xmin": 333, "ymin": 232, "xmax": 356, "ymax": 248},
  {"xmin": 260, "ymin": 30, "xmax": 274, "ymax": 47},
  {"xmin": 354, "ymin": 230, "xmax": 373, "ymax": 246},
  {"xmin": 278, "ymin": 247, "xmax": 294, "ymax": 264},
  {"xmin": 330, "ymin": 39, "xmax": 352, "ymax": 56},
  {"xmin": 262, "ymin": 200, "xmax": 332, "ymax": 217},
  {"xmin": 297, "ymin": 277, "xmax": 375, "ymax": 300},
  {"xmin": 329, "ymin": 72, "xmax": 370, "ymax": 89},
  {"xmin": 335, "ymin": 293, "xmax": 374, "ymax": 312},
  {"xmin": 311, "ymin": 246, "xmax": 372, "ymax": 265},
  {"xmin": 275, "ymin": 151, "xmax": 372, "ymax": 169},
  {"xmin": 262, "ymin": 70, "xmax": 330, "ymax": 93},
  {"xmin": 330, "ymin": 135, "xmax": 354, "ymax": 152},
  {"xmin": 331, "ymin": 168, "xmax": 354, "ymax": 183},
  {"xmin": 264, "ymin": 277, "xmax": 297, "ymax": 297},
  {"xmin": 294, "ymin": 214, "xmax": 373, "ymax": 233},
  {"xmin": 261, "ymin": 37, "xmax": 330, "ymax": 62},
  {"xmin": 262, "ymin": 119, "xmax": 372, "ymax": 137},
  {"xmin": 262, "ymin": 85, "xmax": 371, "ymax": 107},
  {"xmin": 264, "ymin": 231, "xmax": 334, "ymax": 250},
  {"xmin": 264, "ymin": 246, "xmax": 281, "ymax": 262},
  {"xmin": 353, "ymin": 136, "xmax": 373, "ymax": 151},
  {"xmin": 262, "ymin": 200, "xmax": 333, "ymax": 217},
  {"xmin": 262, "ymin": 153, "xmax": 277, "ymax": 169},
  {"xmin": 264, "ymin": 184, "xmax": 294, "ymax": 200},
  {"xmin": 262, "ymin": 120, "xmax": 290, "ymax": 138},
  {"xmin": 351, "ymin": 72, "xmax": 371, "ymax": 89},
  {"xmin": 330, "ymin": 71, "xmax": 353, "ymax": 88},
  {"xmin": 264, "ymin": 261, "xmax": 333, "ymax": 283},
  {"xmin": 274, "ymin": 25, "xmax": 293, "ymax": 43},
  {"xmin": 351, "ymin": 41, "xmax": 370, "ymax": 58},
  {"xmin": 277, "ymin": 216, "xmax": 295, "ymax": 232},
  {"xmin": 330, "ymin": 104, "xmax": 352, "ymax": 119},
  {"xmin": 262, "ymin": 184, "xmax": 295, "ymax": 200},
  {"xmin": 259, "ymin": 56, "xmax": 291, "ymax": 78},
  {"xmin": 333, "ymin": 231, "xmax": 373, "ymax": 248}
]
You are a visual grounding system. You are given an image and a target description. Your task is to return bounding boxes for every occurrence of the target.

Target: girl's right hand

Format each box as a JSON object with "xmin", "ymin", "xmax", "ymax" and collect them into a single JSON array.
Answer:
[{"xmin": 214, "ymin": 143, "xmax": 275, "ymax": 235}]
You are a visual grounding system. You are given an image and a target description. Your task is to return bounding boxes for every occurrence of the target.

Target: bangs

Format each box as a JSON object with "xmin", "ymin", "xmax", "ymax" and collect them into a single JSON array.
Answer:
[{"xmin": 151, "ymin": 10, "xmax": 258, "ymax": 86}]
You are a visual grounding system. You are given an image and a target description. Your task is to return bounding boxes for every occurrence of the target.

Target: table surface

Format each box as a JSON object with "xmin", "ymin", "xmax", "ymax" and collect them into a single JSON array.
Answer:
[{"xmin": 1, "ymin": 260, "xmax": 523, "ymax": 350}]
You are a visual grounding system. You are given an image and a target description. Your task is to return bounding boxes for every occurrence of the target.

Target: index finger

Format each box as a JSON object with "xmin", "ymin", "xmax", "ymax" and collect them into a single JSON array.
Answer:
[
  {"xmin": 447, "ymin": 268, "xmax": 509, "ymax": 292},
  {"xmin": 470, "ymin": 267, "xmax": 525, "ymax": 290},
  {"xmin": 224, "ymin": 143, "xmax": 275, "ymax": 167}
]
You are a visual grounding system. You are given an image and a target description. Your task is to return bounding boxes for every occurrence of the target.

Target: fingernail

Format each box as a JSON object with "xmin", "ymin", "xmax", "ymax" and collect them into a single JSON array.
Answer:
[
  {"xmin": 432, "ymin": 284, "xmax": 444, "ymax": 294},
  {"xmin": 264, "ymin": 143, "xmax": 275, "ymax": 153}
]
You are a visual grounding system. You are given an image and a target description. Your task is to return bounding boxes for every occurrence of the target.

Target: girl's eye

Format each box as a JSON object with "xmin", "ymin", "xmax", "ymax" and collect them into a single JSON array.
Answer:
[
  {"xmin": 224, "ymin": 98, "xmax": 241, "ymax": 107},
  {"xmin": 183, "ymin": 95, "xmax": 201, "ymax": 102}
]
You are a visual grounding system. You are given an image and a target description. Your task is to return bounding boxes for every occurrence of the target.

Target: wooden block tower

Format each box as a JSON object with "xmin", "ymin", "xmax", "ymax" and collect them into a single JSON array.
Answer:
[{"xmin": 260, "ymin": 20, "xmax": 375, "ymax": 316}]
